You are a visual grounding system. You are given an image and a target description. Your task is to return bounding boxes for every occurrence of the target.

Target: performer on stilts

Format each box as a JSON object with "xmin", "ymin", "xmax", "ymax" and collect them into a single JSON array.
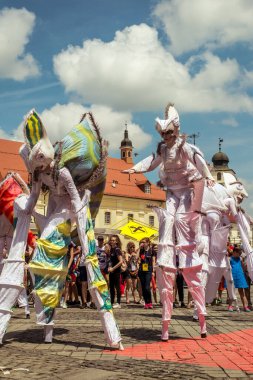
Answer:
[
  {"xmin": 0, "ymin": 110, "xmax": 123, "ymax": 349},
  {"xmin": 123, "ymin": 103, "xmax": 215, "ymax": 340}
]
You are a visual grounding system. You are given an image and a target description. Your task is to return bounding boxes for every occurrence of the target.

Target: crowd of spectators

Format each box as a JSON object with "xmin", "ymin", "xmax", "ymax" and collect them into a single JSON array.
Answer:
[{"xmin": 9, "ymin": 236, "xmax": 252, "ymax": 313}]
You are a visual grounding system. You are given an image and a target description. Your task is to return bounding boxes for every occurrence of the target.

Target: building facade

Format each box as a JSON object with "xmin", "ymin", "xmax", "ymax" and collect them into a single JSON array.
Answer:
[
  {"xmin": 208, "ymin": 139, "xmax": 252, "ymax": 245},
  {"xmin": 95, "ymin": 127, "xmax": 165, "ymax": 248}
]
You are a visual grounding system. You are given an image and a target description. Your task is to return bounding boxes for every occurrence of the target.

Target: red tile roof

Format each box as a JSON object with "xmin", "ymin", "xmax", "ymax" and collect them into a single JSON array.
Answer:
[
  {"xmin": 0, "ymin": 139, "xmax": 165, "ymax": 201},
  {"xmin": 105, "ymin": 157, "xmax": 165, "ymax": 201},
  {"xmin": 0, "ymin": 139, "xmax": 28, "ymax": 182}
]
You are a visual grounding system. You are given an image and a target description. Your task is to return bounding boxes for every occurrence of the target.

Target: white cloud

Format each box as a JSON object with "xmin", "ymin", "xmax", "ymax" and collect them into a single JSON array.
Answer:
[
  {"xmin": 221, "ymin": 118, "xmax": 238, "ymax": 128},
  {"xmin": 0, "ymin": 7, "xmax": 40, "ymax": 80},
  {"xmin": 53, "ymin": 24, "xmax": 253, "ymax": 114},
  {"xmin": 153, "ymin": 0, "xmax": 253, "ymax": 55},
  {"xmin": 0, "ymin": 128, "xmax": 13, "ymax": 140},
  {"xmin": 14, "ymin": 102, "xmax": 152, "ymax": 152}
]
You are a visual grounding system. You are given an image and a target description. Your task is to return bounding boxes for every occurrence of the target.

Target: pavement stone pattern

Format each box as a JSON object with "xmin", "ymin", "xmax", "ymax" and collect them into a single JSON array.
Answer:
[{"xmin": 0, "ymin": 299, "xmax": 253, "ymax": 379}]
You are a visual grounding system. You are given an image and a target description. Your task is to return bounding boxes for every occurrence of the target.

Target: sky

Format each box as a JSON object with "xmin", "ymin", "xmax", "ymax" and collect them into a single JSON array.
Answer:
[{"xmin": 1, "ymin": 0, "xmax": 253, "ymax": 210}]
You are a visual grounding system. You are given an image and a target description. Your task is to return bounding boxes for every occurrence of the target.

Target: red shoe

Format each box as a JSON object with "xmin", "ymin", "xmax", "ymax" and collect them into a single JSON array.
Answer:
[
  {"xmin": 144, "ymin": 304, "xmax": 148, "ymax": 309},
  {"xmin": 148, "ymin": 303, "xmax": 153, "ymax": 309}
]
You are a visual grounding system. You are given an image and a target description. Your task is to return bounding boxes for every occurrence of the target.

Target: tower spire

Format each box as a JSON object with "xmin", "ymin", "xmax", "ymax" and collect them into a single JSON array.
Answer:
[
  {"xmin": 219, "ymin": 138, "xmax": 223, "ymax": 152},
  {"xmin": 120, "ymin": 122, "xmax": 133, "ymax": 164}
]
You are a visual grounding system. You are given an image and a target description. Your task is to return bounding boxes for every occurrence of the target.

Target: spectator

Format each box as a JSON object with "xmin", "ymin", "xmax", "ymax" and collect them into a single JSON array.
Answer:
[
  {"xmin": 228, "ymin": 247, "xmax": 250, "ymax": 312},
  {"xmin": 138, "ymin": 237, "xmax": 155, "ymax": 309},
  {"xmin": 241, "ymin": 250, "xmax": 252, "ymax": 310},
  {"xmin": 62, "ymin": 244, "xmax": 81, "ymax": 308},
  {"xmin": 96, "ymin": 236, "xmax": 109, "ymax": 284},
  {"xmin": 78, "ymin": 245, "xmax": 89, "ymax": 309},
  {"xmin": 125, "ymin": 242, "xmax": 139, "ymax": 304},
  {"xmin": 173, "ymin": 254, "xmax": 186, "ymax": 308},
  {"xmin": 108, "ymin": 235, "xmax": 123, "ymax": 309},
  {"xmin": 120, "ymin": 250, "xmax": 130, "ymax": 301},
  {"xmin": 151, "ymin": 244, "xmax": 158, "ymax": 304}
]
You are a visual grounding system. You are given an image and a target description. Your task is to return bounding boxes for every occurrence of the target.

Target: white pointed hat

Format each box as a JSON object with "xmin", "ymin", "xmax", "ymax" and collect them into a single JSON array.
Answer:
[
  {"xmin": 223, "ymin": 172, "xmax": 248, "ymax": 199},
  {"xmin": 155, "ymin": 103, "xmax": 180, "ymax": 136}
]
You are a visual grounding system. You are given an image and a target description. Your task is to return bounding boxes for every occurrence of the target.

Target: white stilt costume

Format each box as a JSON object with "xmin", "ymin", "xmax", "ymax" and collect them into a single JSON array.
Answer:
[
  {"xmin": 200, "ymin": 173, "xmax": 252, "ymax": 311},
  {"xmin": 123, "ymin": 103, "xmax": 215, "ymax": 340},
  {"xmin": 0, "ymin": 173, "xmax": 34, "ymax": 344},
  {"xmin": 0, "ymin": 110, "xmax": 123, "ymax": 349}
]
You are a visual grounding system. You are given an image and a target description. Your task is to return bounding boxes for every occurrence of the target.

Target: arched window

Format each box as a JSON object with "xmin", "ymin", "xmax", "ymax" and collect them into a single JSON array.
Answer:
[
  {"xmin": 128, "ymin": 151, "xmax": 131, "ymax": 157},
  {"xmin": 149, "ymin": 215, "xmax": 154, "ymax": 226},
  {"xmin": 217, "ymin": 172, "xmax": 222, "ymax": 181},
  {"xmin": 122, "ymin": 151, "xmax": 126, "ymax": 158},
  {"xmin": 105, "ymin": 212, "xmax": 111, "ymax": 224},
  {"xmin": 144, "ymin": 183, "xmax": 151, "ymax": 193},
  {"xmin": 128, "ymin": 213, "xmax": 134, "ymax": 221}
]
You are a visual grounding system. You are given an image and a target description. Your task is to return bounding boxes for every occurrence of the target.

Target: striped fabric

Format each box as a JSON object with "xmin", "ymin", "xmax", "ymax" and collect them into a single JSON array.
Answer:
[
  {"xmin": 57, "ymin": 120, "xmax": 100, "ymax": 184},
  {"xmin": 55, "ymin": 118, "xmax": 106, "ymax": 221},
  {"xmin": 24, "ymin": 111, "xmax": 44, "ymax": 148},
  {"xmin": 85, "ymin": 208, "xmax": 112, "ymax": 312},
  {"xmin": 29, "ymin": 220, "xmax": 71, "ymax": 324}
]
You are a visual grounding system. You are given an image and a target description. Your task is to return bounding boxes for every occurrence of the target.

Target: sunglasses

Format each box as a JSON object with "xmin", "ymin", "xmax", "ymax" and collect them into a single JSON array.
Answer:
[{"xmin": 161, "ymin": 130, "xmax": 174, "ymax": 137}]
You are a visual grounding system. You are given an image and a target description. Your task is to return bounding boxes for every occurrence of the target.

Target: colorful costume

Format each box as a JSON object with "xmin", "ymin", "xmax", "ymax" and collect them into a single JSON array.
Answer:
[
  {"xmin": 0, "ymin": 173, "xmax": 34, "ymax": 343},
  {"xmin": 0, "ymin": 110, "xmax": 122, "ymax": 348},
  {"xmin": 124, "ymin": 104, "xmax": 214, "ymax": 340}
]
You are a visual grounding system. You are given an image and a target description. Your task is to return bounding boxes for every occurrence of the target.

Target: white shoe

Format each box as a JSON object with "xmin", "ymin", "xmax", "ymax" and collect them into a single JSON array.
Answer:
[
  {"xmin": 62, "ymin": 302, "xmax": 67, "ymax": 309},
  {"xmin": 112, "ymin": 303, "xmax": 121, "ymax": 309}
]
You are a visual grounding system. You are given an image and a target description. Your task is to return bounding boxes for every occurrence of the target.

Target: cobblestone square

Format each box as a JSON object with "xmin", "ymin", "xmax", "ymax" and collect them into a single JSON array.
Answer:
[{"xmin": 1, "ymin": 299, "xmax": 253, "ymax": 379}]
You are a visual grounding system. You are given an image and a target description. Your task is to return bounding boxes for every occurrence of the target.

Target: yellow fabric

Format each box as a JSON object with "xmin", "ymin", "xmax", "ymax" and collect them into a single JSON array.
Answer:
[
  {"xmin": 36, "ymin": 287, "xmax": 61, "ymax": 309},
  {"xmin": 36, "ymin": 240, "xmax": 67, "ymax": 259}
]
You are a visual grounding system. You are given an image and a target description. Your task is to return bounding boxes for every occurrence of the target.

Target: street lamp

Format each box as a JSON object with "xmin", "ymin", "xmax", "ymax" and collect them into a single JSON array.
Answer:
[{"xmin": 188, "ymin": 132, "xmax": 200, "ymax": 145}]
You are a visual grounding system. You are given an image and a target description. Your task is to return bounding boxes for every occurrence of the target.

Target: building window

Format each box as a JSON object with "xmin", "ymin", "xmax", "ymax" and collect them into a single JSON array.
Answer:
[
  {"xmin": 105, "ymin": 211, "xmax": 111, "ymax": 224},
  {"xmin": 128, "ymin": 213, "xmax": 134, "ymax": 221},
  {"xmin": 122, "ymin": 151, "xmax": 125, "ymax": 158},
  {"xmin": 144, "ymin": 183, "xmax": 151, "ymax": 193},
  {"xmin": 149, "ymin": 215, "xmax": 154, "ymax": 226},
  {"xmin": 217, "ymin": 172, "xmax": 222, "ymax": 181},
  {"xmin": 128, "ymin": 151, "xmax": 131, "ymax": 157}
]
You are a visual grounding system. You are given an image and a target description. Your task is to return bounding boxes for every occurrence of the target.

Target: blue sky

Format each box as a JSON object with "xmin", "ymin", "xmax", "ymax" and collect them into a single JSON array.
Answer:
[{"xmin": 1, "ymin": 0, "xmax": 253, "ymax": 210}]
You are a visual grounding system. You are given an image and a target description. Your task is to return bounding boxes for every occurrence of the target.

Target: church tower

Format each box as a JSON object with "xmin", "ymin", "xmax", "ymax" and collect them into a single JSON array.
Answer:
[
  {"xmin": 120, "ymin": 123, "xmax": 133, "ymax": 164},
  {"xmin": 210, "ymin": 138, "xmax": 236, "ymax": 184}
]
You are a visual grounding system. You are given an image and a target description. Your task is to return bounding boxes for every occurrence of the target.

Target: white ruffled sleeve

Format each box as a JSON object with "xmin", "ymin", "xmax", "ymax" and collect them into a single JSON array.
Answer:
[{"xmin": 131, "ymin": 154, "xmax": 162, "ymax": 173}]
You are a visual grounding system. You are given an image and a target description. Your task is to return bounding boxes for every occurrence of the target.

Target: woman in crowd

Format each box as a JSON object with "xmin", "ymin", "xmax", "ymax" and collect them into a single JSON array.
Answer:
[
  {"xmin": 126, "ymin": 241, "xmax": 139, "ymax": 304},
  {"xmin": 62, "ymin": 244, "xmax": 81, "ymax": 308},
  {"xmin": 138, "ymin": 237, "xmax": 156, "ymax": 309},
  {"xmin": 96, "ymin": 236, "xmax": 110, "ymax": 285},
  {"xmin": 108, "ymin": 235, "xmax": 123, "ymax": 309}
]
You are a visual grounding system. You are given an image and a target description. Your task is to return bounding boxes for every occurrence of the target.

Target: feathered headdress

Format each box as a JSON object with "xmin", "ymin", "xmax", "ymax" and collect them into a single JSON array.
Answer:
[
  {"xmin": 223, "ymin": 172, "xmax": 248, "ymax": 202},
  {"xmin": 155, "ymin": 102, "xmax": 180, "ymax": 136},
  {"xmin": 23, "ymin": 109, "xmax": 54, "ymax": 173}
]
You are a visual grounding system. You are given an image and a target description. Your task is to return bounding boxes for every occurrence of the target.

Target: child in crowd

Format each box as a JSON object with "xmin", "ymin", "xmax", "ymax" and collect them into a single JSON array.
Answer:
[{"xmin": 228, "ymin": 247, "xmax": 251, "ymax": 312}]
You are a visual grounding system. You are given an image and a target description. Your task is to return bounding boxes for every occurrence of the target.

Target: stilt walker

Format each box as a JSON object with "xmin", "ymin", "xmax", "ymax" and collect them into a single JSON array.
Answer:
[
  {"xmin": 123, "ymin": 103, "xmax": 215, "ymax": 340},
  {"xmin": 0, "ymin": 173, "xmax": 33, "ymax": 344},
  {"xmin": 0, "ymin": 110, "xmax": 123, "ymax": 349},
  {"xmin": 201, "ymin": 177, "xmax": 250, "ymax": 311}
]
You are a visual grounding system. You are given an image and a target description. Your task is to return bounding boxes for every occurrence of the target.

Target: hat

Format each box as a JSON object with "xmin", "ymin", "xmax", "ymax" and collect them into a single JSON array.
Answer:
[
  {"xmin": 97, "ymin": 235, "xmax": 104, "ymax": 240},
  {"xmin": 23, "ymin": 109, "xmax": 55, "ymax": 173},
  {"xmin": 155, "ymin": 103, "xmax": 180, "ymax": 136},
  {"xmin": 223, "ymin": 172, "xmax": 248, "ymax": 201}
]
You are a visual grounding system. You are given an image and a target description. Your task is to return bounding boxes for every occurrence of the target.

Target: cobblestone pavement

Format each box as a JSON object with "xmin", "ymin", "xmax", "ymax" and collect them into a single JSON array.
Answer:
[{"xmin": 1, "ymin": 300, "xmax": 253, "ymax": 379}]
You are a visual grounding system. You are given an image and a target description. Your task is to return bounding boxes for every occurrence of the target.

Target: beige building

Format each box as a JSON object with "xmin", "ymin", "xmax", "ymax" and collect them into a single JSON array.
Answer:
[
  {"xmin": 95, "ymin": 128, "xmax": 166, "ymax": 248},
  {"xmin": 208, "ymin": 138, "xmax": 252, "ymax": 245}
]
